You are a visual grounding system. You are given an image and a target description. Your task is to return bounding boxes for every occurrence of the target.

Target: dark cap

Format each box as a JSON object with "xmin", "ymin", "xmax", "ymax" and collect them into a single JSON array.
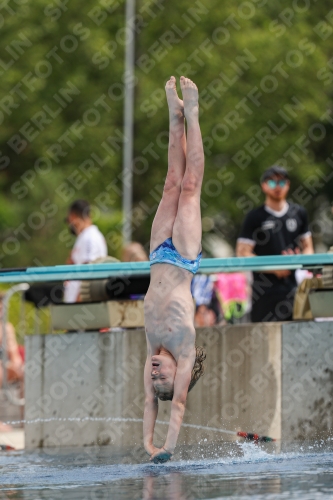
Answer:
[{"xmin": 260, "ymin": 165, "xmax": 290, "ymax": 183}]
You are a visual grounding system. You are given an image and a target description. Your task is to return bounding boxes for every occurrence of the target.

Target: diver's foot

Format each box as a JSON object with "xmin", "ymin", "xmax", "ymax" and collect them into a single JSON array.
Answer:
[
  {"xmin": 180, "ymin": 76, "xmax": 199, "ymax": 122},
  {"xmin": 165, "ymin": 76, "xmax": 184, "ymax": 121}
]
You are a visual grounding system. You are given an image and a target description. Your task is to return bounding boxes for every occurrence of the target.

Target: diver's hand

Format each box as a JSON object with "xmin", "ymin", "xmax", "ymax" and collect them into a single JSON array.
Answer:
[
  {"xmin": 145, "ymin": 444, "xmax": 160, "ymax": 457},
  {"xmin": 149, "ymin": 447, "xmax": 173, "ymax": 464}
]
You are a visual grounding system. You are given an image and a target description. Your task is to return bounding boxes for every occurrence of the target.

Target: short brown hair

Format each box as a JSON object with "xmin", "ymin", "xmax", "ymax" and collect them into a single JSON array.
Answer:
[
  {"xmin": 68, "ymin": 199, "xmax": 90, "ymax": 219},
  {"xmin": 155, "ymin": 345, "xmax": 206, "ymax": 401},
  {"xmin": 122, "ymin": 242, "xmax": 148, "ymax": 262}
]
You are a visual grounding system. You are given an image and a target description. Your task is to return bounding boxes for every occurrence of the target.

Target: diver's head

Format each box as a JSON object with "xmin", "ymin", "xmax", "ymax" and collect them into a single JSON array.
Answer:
[
  {"xmin": 152, "ymin": 346, "xmax": 206, "ymax": 401},
  {"xmin": 151, "ymin": 353, "xmax": 176, "ymax": 401}
]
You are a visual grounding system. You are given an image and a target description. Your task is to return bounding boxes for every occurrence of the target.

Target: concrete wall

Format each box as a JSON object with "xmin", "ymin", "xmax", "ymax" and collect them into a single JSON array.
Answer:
[
  {"xmin": 281, "ymin": 321, "xmax": 333, "ymax": 442},
  {"xmin": 24, "ymin": 323, "xmax": 282, "ymax": 449},
  {"xmin": 0, "ymin": 388, "xmax": 22, "ymax": 427},
  {"xmin": 24, "ymin": 321, "xmax": 333, "ymax": 449}
]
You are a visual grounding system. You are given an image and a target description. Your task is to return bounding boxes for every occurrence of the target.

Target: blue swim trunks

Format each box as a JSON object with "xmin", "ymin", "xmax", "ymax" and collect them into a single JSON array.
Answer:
[{"xmin": 149, "ymin": 238, "xmax": 202, "ymax": 274}]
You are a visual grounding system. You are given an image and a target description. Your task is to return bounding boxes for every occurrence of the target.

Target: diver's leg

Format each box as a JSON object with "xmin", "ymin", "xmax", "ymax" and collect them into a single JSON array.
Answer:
[
  {"xmin": 172, "ymin": 77, "xmax": 204, "ymax": 259},
  {"xmin": 150, "ymin": 76, "xmax": 186, "ymax": 252}
]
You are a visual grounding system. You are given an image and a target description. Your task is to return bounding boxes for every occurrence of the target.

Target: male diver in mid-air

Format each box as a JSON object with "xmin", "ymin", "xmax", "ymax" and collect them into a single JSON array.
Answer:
[{"xmin": 143, "ymin": 76, "xmax": 206, "ymax": 464}]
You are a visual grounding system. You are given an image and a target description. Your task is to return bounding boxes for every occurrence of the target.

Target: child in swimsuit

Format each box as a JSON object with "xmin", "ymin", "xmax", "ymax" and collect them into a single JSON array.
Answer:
[{"xmin": 143, "ymin": 76, "xmax": 206, "ymax": 464}]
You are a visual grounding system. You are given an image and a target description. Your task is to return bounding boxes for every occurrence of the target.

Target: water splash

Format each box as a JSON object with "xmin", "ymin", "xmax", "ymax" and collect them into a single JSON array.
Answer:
[{"xmin": 237, "ymin": 440, "xmax": 270, "ymax": 461}]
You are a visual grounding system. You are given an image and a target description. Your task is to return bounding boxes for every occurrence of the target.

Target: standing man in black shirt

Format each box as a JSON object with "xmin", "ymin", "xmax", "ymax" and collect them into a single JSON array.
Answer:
[{"xmin": 236, "ymin": 166, "xmax": 314, "ymax": 322}]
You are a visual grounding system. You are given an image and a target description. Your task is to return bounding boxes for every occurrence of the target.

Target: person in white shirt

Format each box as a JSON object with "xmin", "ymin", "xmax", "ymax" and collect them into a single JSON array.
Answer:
[{"xmin": 64, "ymin": 200, "xmax": 107, "ymax": 303}]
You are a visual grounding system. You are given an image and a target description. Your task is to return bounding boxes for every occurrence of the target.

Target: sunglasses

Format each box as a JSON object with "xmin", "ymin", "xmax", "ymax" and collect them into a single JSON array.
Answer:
[{"xmin": 266, "ymin": 179, "xmax": 287, "ymax": 189}]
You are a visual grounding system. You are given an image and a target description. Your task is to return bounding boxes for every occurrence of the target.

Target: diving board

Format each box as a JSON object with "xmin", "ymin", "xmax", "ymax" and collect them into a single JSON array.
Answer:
[{"xmin": 0, "ymin": 253, "xmax": 332, "ymax": 283}]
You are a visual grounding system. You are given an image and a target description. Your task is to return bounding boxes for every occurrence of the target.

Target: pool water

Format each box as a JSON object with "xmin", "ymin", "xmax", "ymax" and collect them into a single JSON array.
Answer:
[{"xmin": 1, "ymin": 441, "xmax": 333, "ymax": 499}]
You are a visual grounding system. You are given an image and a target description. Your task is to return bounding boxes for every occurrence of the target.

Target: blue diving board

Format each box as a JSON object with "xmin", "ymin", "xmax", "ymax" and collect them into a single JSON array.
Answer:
[{"xmin": 0, "ymin": 253, "xmax": 332, "ymax": 283}]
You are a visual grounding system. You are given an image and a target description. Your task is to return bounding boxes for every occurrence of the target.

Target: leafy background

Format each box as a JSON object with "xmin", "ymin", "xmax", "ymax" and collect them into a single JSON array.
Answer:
[{"xmin": 1, "ymin": 0, "xmax": 333, "ymax": 332}]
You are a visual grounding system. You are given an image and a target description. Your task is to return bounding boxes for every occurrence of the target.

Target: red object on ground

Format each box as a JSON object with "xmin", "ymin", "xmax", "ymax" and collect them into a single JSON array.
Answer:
[
  {"xmin": 237, "ymin": 431, "xmax": 276, "ymax": 442},
  {"xmin": 0, "ymin": 444, "xmax": 16, "ymax": 451}
]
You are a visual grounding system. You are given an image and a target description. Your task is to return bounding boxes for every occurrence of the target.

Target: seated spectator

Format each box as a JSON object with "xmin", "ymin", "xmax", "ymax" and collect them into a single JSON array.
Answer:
[
  {"xmin": 0, "ymin": 293, "xmax": 24, "ymax": 432},
  {"xmin": 121, "ymin": 242, "xmax": 149, "ymax": 300},
  {"xmin": 191, "ymin": 274, "xmax": 214, "ymax": 307},
  {"xmin": 191, "ymin": 274, "xmax": 223, "ymax": 326},
  {"xmin": 122, "ymin": 242, "xmax": 148, "ymax": 262},
  {"xmin": 214, "ymin": 272, "xmax": 251, "ymax": 324},
  {"xmin": 194, "ymin": 304, "xmax": 217, "ymax": 327}
]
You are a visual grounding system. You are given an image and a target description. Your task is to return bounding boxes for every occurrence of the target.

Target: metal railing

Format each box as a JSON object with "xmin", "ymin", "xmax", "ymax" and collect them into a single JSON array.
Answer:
[{"xmin": 0, "ymin": 253, "xmax": 332, "ymax": 283}]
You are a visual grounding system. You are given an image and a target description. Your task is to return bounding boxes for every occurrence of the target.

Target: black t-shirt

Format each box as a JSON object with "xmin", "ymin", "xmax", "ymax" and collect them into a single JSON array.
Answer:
[{"xmin": 238, "ymin": 203, "xmax": 310, "ymax": 294}]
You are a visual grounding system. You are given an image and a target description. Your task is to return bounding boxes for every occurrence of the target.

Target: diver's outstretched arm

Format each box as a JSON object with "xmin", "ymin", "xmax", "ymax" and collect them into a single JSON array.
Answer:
[
  {"xmin": 143, "ymin": 355, "xmax": 159, "ymax": 456},
  {"xmin": 150, "ymin": 355, "xmax": 194, "ymax": 463}
]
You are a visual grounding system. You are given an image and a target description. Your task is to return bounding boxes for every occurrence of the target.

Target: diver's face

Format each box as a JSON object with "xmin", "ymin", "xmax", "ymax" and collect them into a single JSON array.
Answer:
[{"xmin": 151, "ymin": 354, "xmax": 176, "ymax": 394}]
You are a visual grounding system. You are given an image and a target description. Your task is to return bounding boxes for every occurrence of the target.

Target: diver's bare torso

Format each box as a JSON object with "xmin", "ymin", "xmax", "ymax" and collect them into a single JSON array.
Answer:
[{"xmin": 144, "ymin": 263, "xmax": 196, "ymax": 360}]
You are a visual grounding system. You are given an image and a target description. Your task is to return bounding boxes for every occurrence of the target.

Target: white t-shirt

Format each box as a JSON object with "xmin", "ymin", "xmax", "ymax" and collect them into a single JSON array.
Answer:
[{"xmin": 64, "ymin": 225, "xmax": 107, "ymax": 303}]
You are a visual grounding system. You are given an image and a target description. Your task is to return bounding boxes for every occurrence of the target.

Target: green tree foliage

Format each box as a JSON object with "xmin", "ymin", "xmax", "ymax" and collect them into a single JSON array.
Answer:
[{"xmin": 0, "ymin": 0, "xmax": 333, "ymax": 268}]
